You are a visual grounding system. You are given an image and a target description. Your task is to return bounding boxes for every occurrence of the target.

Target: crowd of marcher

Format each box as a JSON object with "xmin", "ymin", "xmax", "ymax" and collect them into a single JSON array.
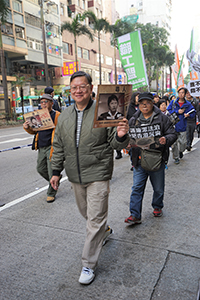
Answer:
[{"xmin": 23, "ymin": 71, "xmax": 200, "ymax": 285}]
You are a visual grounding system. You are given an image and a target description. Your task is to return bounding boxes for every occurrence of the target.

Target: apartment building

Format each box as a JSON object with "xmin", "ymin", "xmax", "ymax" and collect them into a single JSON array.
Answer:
[
  {"xmin": 55, "ymin": 0, "xmax": 125, "ymax": 93},
  {"xmin": 1, "ymin": 0, "xmax": 62, "ymax": 100},
  {"xmin": 135, "ymin": 0, "xmax": 172, "ymax": 46},
  {"xmin": 0, "ymin": 0, "xmax": 125, "ymax": 106}
]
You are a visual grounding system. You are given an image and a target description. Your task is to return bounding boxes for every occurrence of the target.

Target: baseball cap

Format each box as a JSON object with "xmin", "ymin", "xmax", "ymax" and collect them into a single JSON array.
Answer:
[
  {"xmin": 138, "ymin": 92, "xmax": 154, "ymax": 102},
  {"xmin": 41, "ymin": 94, "xmax": 53, "ymax": 101},
  {"xmin": 44, "ymin": 86, "xmax": 54, "ymax": 94}
]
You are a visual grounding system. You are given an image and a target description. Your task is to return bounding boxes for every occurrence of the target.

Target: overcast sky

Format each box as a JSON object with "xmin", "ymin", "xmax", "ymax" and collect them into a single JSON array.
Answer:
[{"xmin": 115, "ymin": 0, "xmax": 200, "ymax": 56}]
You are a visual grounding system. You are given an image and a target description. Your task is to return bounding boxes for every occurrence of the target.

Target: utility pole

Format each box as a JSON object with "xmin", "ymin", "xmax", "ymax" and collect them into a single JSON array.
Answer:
[
  {"xmin": 0, "ymin": 28, "xmax": 10, "ymax": 119},
  {"xmin": 40, "ymin": 0, "xmax": 49, "ymax": 86}
]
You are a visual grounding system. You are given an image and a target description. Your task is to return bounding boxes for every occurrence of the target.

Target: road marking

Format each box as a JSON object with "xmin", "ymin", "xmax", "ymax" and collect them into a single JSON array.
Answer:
[
  {"xmin": 192, "ymin": 137, "xmax": 199, "ymax": 146},
  {"xmin": 0, "ymin": 132, "xmax": 27, "ymax": 139},
  {"xmin": 0, "ymin": 176, "xmax": 68, "ymax": 212},
  {"xmin": 0, "ymin": 137, "xmax": 32, "ymax": 144}
]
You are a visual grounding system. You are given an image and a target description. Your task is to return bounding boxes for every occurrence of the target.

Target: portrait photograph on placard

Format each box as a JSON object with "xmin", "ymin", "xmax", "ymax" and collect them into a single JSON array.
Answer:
[
  {"xmin": 93, "ymin": 84, "xmax": 132, "ymax": 128},
  {"xmin": 23, "ymin": 108, "xmax": 55, "ymax": 131}
]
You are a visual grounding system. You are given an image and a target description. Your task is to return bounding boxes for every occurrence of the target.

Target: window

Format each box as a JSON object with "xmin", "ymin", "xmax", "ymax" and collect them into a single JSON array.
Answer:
[
  {"xmin": 116, "ymin": 59, "xmax": 121, "ymax": 68},
  {"xmin": 5, "ymin": 0, "xmax": 10, "ymax": 8},
  {"xmin": 1, "ymin": 23, "xmax": 13, "ymax": 35},
  {"xmin": 63, "ymin": 42, "xmax": 73, "ymax": 55},
  {"xmin": 97, "ymin": 54, "xmax": 104, "ymax": 63},
  {"xmin": 82, "ymin": 49, "xmax": 89, "ymax": 60},
  {"xmin": 12, "ymin": 0, "xmax": 22, "ymax": 13},
  {"xmin": 46, "ymin": 24, "xmax": 59, "ymax": 37},
  {"xmin": 27, "ymin": 37, "xmax": 43, "ymax": 50},
  {"xmin": 15, "ymin": 26, "xmax": 25, "ymax": 39},
  {"xmin": 50, "ymin": 4, "xmax": 58, "ymax": 14},
  {"xmin": 49, "ymin": 45, "xmax": 61, "ymax": 56},
  {"xmin": 25, "ymin": 13, "xmax": 42, "ymax": 29},
  {"xmin": 60, "ymin": 4, "xmax": 64, "ymax": 15},
  {"xmin": 78, "ymin": 47, "xmax": 82, "ymax": 58},
  {"xmin": 95, "ymin": 70, "xmax": 99, "ymax": 82},
  {"xmin": 78, "ymin": 0, "xmax": 80, "ymax": 6},
  {"xmin": 82, "ymin": 0, "xmax": 85, "ymax": 9},
  {"xmin": 13, "ymin": 12, "xmax": 24, "ymax": 24},
  {"xmin": 63, "ymin": 42, "xmax": 69, "ymax": 54},
  {"xmin": 102, "ymin": 71, "xmax": 105, "ymax": 82},
  {"xmin": 106, "ymin": 56, "xmax": 112, "ymax": 66}
]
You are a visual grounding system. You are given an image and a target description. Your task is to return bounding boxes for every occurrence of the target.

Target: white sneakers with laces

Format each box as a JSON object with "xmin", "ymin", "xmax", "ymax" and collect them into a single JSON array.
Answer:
[{"xmin": 79, "ymin": 267, "xmax": 95, "ymax": 285}]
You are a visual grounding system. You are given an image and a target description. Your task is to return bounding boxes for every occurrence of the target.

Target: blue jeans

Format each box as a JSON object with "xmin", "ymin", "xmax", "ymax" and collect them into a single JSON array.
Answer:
[{"xmin": 130, "ymin": 163, "xmax": 165, "ymax": 219}]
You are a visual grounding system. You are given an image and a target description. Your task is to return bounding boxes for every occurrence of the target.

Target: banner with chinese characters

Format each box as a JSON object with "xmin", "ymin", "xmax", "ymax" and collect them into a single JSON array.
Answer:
[
  {"xmin": 188, "ymin": 80, "xmax": 200, "ymax": 97},
  {"xmin": 188, "ymin": 29, "xmax": 198, "ymax": 81},
  {"xmin": 62, "ymin": 61, "xmax": 80, "ymax": 76},
  {"xmin": 117, "ymin": 30, "xmax": 148, "ymax": 90},
  {"xmin": 129, "ymin": 124, "xmax": 162, "ymax": 149}
]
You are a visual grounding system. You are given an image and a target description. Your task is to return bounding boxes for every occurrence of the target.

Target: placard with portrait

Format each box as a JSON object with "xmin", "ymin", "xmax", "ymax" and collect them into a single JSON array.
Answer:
[{"xmin": 93, "ymin": 84, "xmax": 132, "ymax": 128}]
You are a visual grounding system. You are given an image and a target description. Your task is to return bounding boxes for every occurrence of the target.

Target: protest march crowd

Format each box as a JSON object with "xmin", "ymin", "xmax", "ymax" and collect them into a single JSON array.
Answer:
[{"xmin": 23, "ymin": 71, "xmax": 200, "ymax": 285}]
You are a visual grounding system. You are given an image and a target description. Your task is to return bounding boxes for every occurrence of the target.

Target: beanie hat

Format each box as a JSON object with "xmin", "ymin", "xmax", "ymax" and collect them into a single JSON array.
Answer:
[
  {"xmin": 41, "ymin": 94, "xmax": 53, "ymax": 101},
  {"xmin": 44, "ymin": 86, "xmax": 54, "ymax": 94},
  {"xmin": 138, "ymin": 92, "xmax": 154, "ymax": 102}
]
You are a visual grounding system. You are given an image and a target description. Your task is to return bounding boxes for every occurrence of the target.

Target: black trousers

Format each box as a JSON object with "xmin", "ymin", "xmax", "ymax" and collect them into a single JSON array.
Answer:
[{"xmin": 186, "ymin": 122, "xmax": 196, "ymax": 147}]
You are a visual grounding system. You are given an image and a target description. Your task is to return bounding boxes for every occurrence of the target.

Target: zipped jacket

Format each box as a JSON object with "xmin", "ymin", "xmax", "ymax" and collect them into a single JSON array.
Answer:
[
  {"xmin": 51, "ymin": 99, "xmax": 129, "ymax": 184},
  {"xmin": 167, "ymin": 98, "xmax": 196, "ymax": 132},
  {"xmin": 129, "ymin": 105, "xmax": 177, "ymax": 167}
]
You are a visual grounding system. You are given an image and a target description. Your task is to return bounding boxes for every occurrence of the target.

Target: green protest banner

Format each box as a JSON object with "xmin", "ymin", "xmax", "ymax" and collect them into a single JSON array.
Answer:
[{"xmin": 117, "ymin": 30, "xmax": 148, "ymax": 90}]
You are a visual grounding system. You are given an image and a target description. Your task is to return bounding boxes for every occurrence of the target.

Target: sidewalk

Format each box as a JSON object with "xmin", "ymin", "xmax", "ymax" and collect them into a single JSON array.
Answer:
[{"xmin": 1, "ymin": 145, "xmax": 200, "ymax": 300}]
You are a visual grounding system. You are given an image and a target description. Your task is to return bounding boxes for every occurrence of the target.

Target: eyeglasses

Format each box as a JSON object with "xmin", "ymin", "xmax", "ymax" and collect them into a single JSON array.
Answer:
[
  {"xmin": 139, "ymin": 102, "xmax": 152, "ymax": 107},
  {"xmin": 70, "ymin": 84, "xmax": 89, "ymax": 93},
  {"xmin": 40, "ymin": 100, "xmax": 49, "ymax": 104}
]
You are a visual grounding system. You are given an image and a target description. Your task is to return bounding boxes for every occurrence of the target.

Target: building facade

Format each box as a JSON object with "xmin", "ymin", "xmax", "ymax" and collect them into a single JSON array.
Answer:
[{"xmin": 0, "ymin": 0, "xmax": 125, "ymax": 112}]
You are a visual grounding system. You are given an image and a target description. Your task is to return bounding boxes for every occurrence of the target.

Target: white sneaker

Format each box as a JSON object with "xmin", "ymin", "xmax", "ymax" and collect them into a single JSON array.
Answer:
[{"xmin": 78, "ymin": 267, "xmax": 95, "ymax": 285}]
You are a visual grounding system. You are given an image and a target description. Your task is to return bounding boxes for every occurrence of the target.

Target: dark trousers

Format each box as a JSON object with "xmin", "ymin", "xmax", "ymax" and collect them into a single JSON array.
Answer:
[
  {"xmin": 186, "ymin": 122, "xmax": 196, "ymax": 148},
  {"xmin": 37, "ymin": 146, "xmax": 57, "ymax": 197},
  {"xmin": 130, "ymin": 163, "xmax": 165, "ymax": 219}
]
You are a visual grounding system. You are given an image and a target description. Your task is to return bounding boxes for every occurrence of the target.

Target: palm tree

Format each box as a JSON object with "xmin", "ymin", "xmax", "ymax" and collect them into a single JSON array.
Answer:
[
  {"xmin": 0, "ymin": 0, "xmax": 10, "ymax": 119},
  {"xmin": 61, "ymin": 14, "xmax": 93, "ymax": 71},
  {"xmin": 83, "ymin": 11, "xmax": 110, "ymax": 84},
  {"xmin": 110, "ymin": 20, "xmax": 133, "ymax": 84},
  {"xmin": 13, "ymin": 75, "xmax": 35, "ymax": 115}
]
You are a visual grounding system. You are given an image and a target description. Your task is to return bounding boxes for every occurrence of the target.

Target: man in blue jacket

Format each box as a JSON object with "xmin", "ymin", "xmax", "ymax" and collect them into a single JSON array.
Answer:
[{"xmin": 167, "ymin": 87, "xmax": 195, "ymax": 164}]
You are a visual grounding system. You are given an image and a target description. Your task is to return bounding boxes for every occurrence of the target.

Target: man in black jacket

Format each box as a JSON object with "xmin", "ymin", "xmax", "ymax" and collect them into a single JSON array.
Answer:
[
  {"xmin": 125, "ymin": 92, "xmax": 177, "ymax": 224},
  {"xmin": 45, "ymin": 86, "xmax": 61, "ymax": 112}
]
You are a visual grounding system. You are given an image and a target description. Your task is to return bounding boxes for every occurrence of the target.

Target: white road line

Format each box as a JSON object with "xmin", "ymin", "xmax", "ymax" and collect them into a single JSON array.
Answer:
[
  {"xmin": 0, "ymin": 132, "xmax": 27, "ymax": 139},
  {"xmin": 192, "ymin": 137, "xmax": 199, "ymax": 146},
  {"xmin": 0, "ymin": 137, "xmax": 32, "ymax": 144},
  {"xmin": 0, "ymin": 176, "xmax": 68, "ymax": 212}
]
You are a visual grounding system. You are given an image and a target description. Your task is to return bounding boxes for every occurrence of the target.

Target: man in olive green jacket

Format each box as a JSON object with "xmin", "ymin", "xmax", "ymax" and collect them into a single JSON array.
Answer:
[{"xmin": 50, "ymin": 71, "xmax": 129, "ymax": 285}]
